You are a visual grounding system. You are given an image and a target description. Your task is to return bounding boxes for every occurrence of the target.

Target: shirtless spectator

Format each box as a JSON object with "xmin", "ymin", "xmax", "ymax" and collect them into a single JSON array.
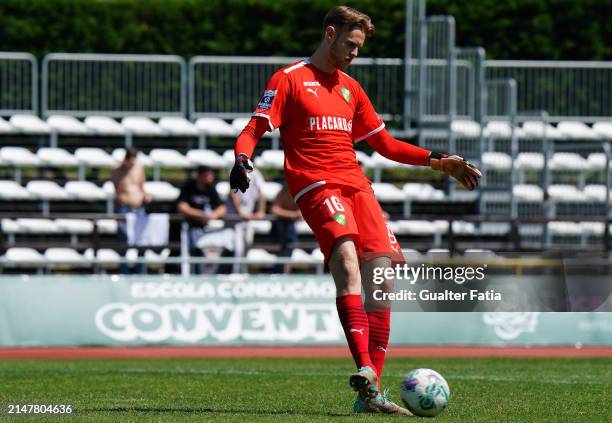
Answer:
[
  {"xmin": 111, "ymin": 147, "xmax": 151, "ymax": 273},
  {"xmin": 111, "ymin": 147, "xmax": 151, "ymax": 214}
]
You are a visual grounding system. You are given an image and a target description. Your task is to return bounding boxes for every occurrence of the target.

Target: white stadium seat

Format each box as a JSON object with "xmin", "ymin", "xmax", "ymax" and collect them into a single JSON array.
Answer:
[
  {"xmin": 452, "ymin": 221, "xmax": 476, "ymax": 235},
  {"xmin": 233, "ymin": 117, "xmax": 277, "ymax": 137},
  {"xmin": 451, "ymin": 120, "xmax": 481, "ymax": 137},
  {"xmin": 26, "ymin": 180, "xmax": 70, "ymax": 200},
  {"xmin": 403, "ymin": 248, "xmax": 424, "ymax": 263},
  {"xmin": 550, "ymin": 152, "xmax": 589, "ymax": 171},
  {"xmin": 547, "ymin": 221, "xmax": 582, "ymax": 236},
  {"xmin": 144, "ymin": 248, "xmax": 171, "ymax": 264},
  {"xmin": 482, "ymin": 152, "xmax": 512, "ymax": 170},
  {"xmin": 222, "ymin": 150, "xmax": 236, "ymax": 167},
  {"xmin": 262, "ymin": 181, "xmax": 282, "ymax": 201},
  {"xmin": 16, "ymin": 218, "xmax": 59, "ymax": 234},
  {"xmin": 398, "ymin": 220, "xmax": 438, "ymax": 236},
  {"xmin": 102, "ymin": 181, "xmax": 115, "ymax": 198},
  {"xmin": 144, "ymin": 181, "xmax": 180, "ymax": 201},
  {"xmin": 84, "ymin": 116, "xmax": 126, "ymax": 136},
  {"xmin": 194, "ymin": 117, "xmax": 236, "ymax": 136},
  {"xmin": 44, "ymin": 248, "xmax": 86, "ymax": 265},
  {"xmin": 515, "ymin": 152, "xmax": 544, "ymax": 170},
  {"xmin": 0, "ymin": 117, "xmax": 15, "ymax": 133},
  {"xmin": 1, "ymin": 219, "xmax": 19, "ymax": 234},
  {"xmin": 121, "ymin": 116, "xmax": 164, "ymax": 136},
  {"xmin": 231, "ymin": 117, "xmax": 250, "ymax": 133},
  {"xmin": 96, "ymin": 219, "xmax": 119, "ymax": 234},
  {"xmin": 0, "ymin": 147, "xmax": 41, "ymax": 166},
  {"xmin": 37, "ymin": 148, "xmax": 78, "ymax": 167},
  {"xmin": 483, "ymin": 120, "xmax": 525, "ymax": 138},
  {"xmin": 402, "ymin": 183, "xmax": 445, "ymax": 201},
  {"xmin": 592, "ymin": 122, "xmax": 612, "ymax": 139},
  {"xmin": 149, "ymin": 149, "xmax": 191, "ymax": 168},
  {"xmin": 587, "ymin": 153, "xmax": 607, "ymax": 170},
  {"xmin": 9, "ymin": 114, "xmax": 51, "ymax": 134},
  {"xmin": 112, "ymin": 148, "xmax": 153, "ymax": 167},
  {"xmin": 556, "ymin": 121, "xmax": 599, "ymax": 140},
  {"xmin": 291, "ymin": 248, "xmax": 315, "ymax": 263},
  {"xmin": 0, "ymin": 181, "xmax": 32, "ymax": 200},
  {"xmin": 74, "ymin": 147, "xmax": 116, "ymax": 167},
  {"xmin": 463, "ymin": 249, "xmax": 498, "ymax": 259},
  {"xmin": 54, "ymin": 219, "xmax": 94, "ymax": 234},
  {"xmin": 215, "ymin": 181, "xmax": 231, "ymax": 201},
  {"xmin": 158, "ymin": 117, "xmax": 198, "ymax": 136},
  {"xmin": 251, "ymin": 220, "xmax": 272, "ymax": 235},
  {"xmin": 513, "ymin": 184, "xmax": 544, "ymax": 202},
  {"xmin": 5, "ymin": 248, "xmax": 45, "ymax": 264},
  {"xmin": 583, "ymin": 185, "xmax": 611, "ymax": 202},
  {"xmin": 580, "ymin": 221, "xmax": 605, "ymax": 236},
  {"xmin": 246, "ymin": 248, "xmax": 277, "ymax": 263},
  {"xmin": 371, "ymin": 152, "xmax": 411, "ymax": 169},
  {"xmin": 186, "ymin": 150, "xmax": 226, "ymax": 168},
  {"xmin": 296, "ymin": 220, "xmax": 313, "ymax": 235},
  {"xmin": 259, "ymin": 150, "xmax": 285, "ymax": 169},
  {"xmin": 64, "ymin": 181, "xmax": 108, "ymax": 201},
  {"xmin": 521, "ymin": 121, "xmax": 565, "ymax": 139},
  {"xmin": 426, "ymin": 248, "xmax": 450, "ymax": 260},
  {"xmin": 125, "ymin": 248, "xmax": 139, "ymax": 263},
  {"xmin": 311, "ymin": 248, "xmax": 324, "ymax": 262},
  {"xmin": 371, "ymin": 183, "xmax": 405, "ymax": 202},
  {"xmin": 46, "ymin": 115, "xmax": 91, "ymax": 135},
  {"xmin": 478, "ymin": 223, "xmax": 511, "ymax": 236},
  {"xmin": 96, "ymin": 249, "xmax": 122, "ymax": 264},
  {"xmin": 547, "ymin": 185, "xmax": 587, "ymax": 201}
]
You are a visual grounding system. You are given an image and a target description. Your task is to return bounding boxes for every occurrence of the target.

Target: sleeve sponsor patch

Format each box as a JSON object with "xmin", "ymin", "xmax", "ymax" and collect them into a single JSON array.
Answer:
[{"xmin": 257, "ymin": 89, "xmax": 277, "ymax": 110}]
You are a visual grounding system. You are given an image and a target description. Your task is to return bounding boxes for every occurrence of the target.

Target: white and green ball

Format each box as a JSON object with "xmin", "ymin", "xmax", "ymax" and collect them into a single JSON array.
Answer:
[{"xmin": 399, "ymin": 368, "xmax": 450, "ymax": 417}]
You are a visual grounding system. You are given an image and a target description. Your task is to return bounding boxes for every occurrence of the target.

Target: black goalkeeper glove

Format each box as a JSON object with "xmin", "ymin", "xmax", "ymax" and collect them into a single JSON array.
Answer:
[{"xmin": 229, "ymin": 153, "xmax": 254, "ymax": 193}]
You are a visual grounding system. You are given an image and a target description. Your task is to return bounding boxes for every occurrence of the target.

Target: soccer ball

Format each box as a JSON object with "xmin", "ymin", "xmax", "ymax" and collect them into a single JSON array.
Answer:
[{"xmin": 399, "ymin": 368, "xmax": 450, "ymax": 417}]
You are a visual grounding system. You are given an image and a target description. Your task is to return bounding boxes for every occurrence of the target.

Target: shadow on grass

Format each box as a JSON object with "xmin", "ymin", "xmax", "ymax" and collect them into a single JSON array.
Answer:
[{"xmin": 83, "ymin": 407, "xmax": 353, "ymax": 417}]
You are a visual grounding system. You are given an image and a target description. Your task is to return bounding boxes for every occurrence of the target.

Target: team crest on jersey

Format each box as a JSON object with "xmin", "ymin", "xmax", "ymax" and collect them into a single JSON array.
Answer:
[
  {"xmin": 257, "ymin": 89, "xmax": 277, "ymax": 110},
  {"xmin": 341, "ymin": 86, "xmax": 350, "ymax": 103},
  {"xmin": 333, "ymin": 213, "xmax": 346, "ymax": 226}
]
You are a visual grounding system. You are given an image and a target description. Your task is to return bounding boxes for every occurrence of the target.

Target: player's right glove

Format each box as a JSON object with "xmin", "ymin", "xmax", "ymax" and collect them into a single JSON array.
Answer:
[
  {"xmin": 229, "ymin": 153, "xmax": 254, "ymax": 193},
  {"xmin": 430, "ymin": 152, "xmax": 482, "ymax": 190}
]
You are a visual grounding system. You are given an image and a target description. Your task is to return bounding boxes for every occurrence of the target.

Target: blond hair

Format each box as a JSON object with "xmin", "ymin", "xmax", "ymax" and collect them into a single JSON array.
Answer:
[{"xmin": 322, "ymin": 6, "xmax": 375, "ymax": 37}]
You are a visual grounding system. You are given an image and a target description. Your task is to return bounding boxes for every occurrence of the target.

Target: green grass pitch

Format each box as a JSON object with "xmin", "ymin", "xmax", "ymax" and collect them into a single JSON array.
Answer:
[{"xmin": 1, "ymin": 357, "xmax": 610, "ymax": 422}]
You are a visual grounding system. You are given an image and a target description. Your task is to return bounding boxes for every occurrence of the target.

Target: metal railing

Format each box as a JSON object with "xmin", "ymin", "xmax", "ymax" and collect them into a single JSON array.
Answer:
[
  {"xmin": 486, "ymin": 60, "xmax": 612, "ymax": 122},
  {"xmin": 0, "ymin": 52, "xmax": 37, "ymax": 115},
  {"xmin": 189, "ymin": 56, "xmax": 408, "ymax": 121},
  {"xmin": 189, "ymin": 55, "xmax": 476, "ymax": 123},
  {"xmin": 42, "ymin": 53, "xmax": 187, "ymax": 118},
  {"xmin": 2, "ymin": 50, "xmax": 611, "ymax": 126}
]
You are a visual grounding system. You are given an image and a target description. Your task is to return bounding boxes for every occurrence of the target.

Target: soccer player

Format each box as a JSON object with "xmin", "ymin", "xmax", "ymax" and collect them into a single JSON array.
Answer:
[{"xmin": 230, "ymin": 5, "xmax": 481, "ymax": 414}]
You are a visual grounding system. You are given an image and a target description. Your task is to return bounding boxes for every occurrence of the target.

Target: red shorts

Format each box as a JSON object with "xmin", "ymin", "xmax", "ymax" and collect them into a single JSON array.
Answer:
[{"xmin": 298, "ymin": 184, "xmax": 403, "ymax": 265}]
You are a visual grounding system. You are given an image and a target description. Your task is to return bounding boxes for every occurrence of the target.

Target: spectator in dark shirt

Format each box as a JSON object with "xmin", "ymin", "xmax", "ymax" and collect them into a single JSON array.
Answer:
[{"xmin": 177, "ymin": 166, "xmax": 227, "ymax": 272}]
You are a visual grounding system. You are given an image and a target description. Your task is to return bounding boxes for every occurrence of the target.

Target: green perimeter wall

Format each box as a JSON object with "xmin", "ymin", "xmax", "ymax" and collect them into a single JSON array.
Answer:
[
  {"xmin": 0, "ymin": 275, "xmax": 611, "ymax": 347},
  {"xmin": 1, "ymin": 0, "xmax": 611, "ymax": 60}
]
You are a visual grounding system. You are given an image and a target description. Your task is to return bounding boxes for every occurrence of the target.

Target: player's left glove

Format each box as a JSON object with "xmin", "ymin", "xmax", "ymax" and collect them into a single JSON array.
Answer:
[
  {"xmin": 229, "ymin": 153, "xmax": 254, "ymax": 193},
  {"xmin": 430, "ymin": 152, "xmax": 482, "ymax": 190}
]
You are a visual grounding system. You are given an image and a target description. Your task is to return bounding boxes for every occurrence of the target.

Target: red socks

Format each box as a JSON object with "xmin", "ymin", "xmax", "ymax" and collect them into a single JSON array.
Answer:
[
  {"xmin": 366, "ymin": 311, "xmax": 391, "ymax": 384},
  {"xmin": 336, "ymin": 294, "xmax": 374, "ymax": 370}
]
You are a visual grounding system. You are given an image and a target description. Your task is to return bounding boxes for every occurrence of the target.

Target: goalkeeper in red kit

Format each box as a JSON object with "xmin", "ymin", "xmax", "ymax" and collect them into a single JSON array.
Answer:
[{"xmin": 230, "ymin": 5, "xmax": 481, "ymax": 415}]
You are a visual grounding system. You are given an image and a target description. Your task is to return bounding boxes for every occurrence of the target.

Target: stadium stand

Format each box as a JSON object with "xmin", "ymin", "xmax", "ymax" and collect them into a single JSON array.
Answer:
[{"xmin": 0, "ymin": 29, "xmax": 611, "ymax": 274}]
